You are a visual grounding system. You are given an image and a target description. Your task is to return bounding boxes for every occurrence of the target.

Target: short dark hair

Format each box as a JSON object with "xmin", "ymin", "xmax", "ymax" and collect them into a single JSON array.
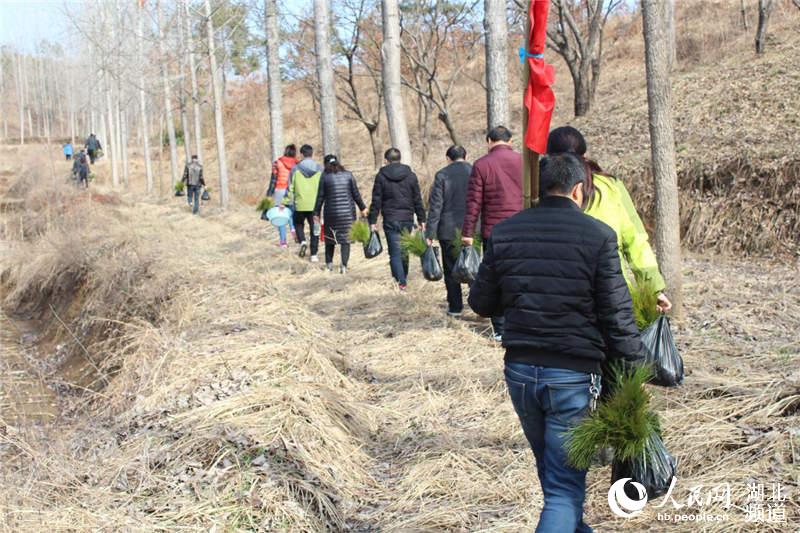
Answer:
[
  {"xmin": 300, "ymin": 144, "xmax": 313, "ymax": 158},
  {"xmin": 323, "ymin": 154, "xmax": 345, "ymax": 174},
  {"xmin": 384, "ymin": 147, "xmax": 401, "ymax": 163},
  {"xmin": 487, "ymin": 126, "xmax": 512, "ymax": 143},
  {"xmin": 284, "ymin": 144, "xmax": 297, "ymax": 157},
  {"xmin": 540, "ymin": 153, "xmax": 586, "ymax": 197},
  {"xmin": 446, "ymin": 145, "xmax": 467, "ymax": 161}
]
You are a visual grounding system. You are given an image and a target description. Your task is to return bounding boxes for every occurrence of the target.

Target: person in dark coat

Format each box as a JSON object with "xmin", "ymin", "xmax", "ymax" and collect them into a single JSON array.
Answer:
[
  {"xmin": 468, "ymin": 153, "xmax": 647, "ymax": 533},
  {"xmin": 461, "ymin": 125, "xmax": 522, "ymax": 340},
  {"xmin": 74, "ymin": 149, "xmax": 90, "ymax": 188},
  {"xmin": 85, "ymin": 133, "xmax": 102, "ymax": 164},
  {"xmin": 368, "ymin": 147, "xmax": 426, "ymax": 290},
  {"xmin": 425, "ymin": 145, "xmax": 471, "ymax": 316},
  {"xmin": 314, "ymin": 155, "xmax": 367, "ymax": 273}
]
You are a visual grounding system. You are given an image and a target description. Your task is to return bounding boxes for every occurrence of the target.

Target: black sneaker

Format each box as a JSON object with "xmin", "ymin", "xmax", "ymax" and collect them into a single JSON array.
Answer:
[
  {"xmin": 299, "ymin": 241, "xmax": 308, "ymax": 258},
  {"xmin": 447, "ymin": 310, "xmax": 463, "ymax": 318}
]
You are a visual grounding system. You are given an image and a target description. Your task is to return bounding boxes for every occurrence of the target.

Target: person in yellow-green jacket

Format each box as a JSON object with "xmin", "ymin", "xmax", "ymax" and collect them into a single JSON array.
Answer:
[
  {"xmin": 285, "ymin": 144, "xmax": 323, "ymax": 262},
  {"xmin": 547, "ymin": 126, "xmax": 672, "ymax": 314}
]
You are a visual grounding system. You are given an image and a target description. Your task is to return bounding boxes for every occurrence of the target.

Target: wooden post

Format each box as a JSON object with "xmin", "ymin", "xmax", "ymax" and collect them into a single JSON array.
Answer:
[{"xmin": 522, "ymin": 4, "xmax": 539, "ymax": 209}]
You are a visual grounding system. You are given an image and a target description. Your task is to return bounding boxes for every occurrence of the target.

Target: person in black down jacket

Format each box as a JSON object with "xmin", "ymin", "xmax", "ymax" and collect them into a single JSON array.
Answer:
[
  {"xmin": 368, "ymin": 148, "xmax": 426, "ymax": 290},
  {"xmin": 468, "ymin": 153, "xmax": 647, "ymax": 533},
  {"xmin": 314, "ymin": 155, "xmax": 367, "ymax": 274},
  {"xmin": 425, "ymin": 145, "xmax": 471, "ymax": 316}
]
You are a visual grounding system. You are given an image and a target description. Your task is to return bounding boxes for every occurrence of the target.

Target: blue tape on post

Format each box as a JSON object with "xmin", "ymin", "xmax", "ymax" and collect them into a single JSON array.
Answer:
[{"xmin": 518, "ymin": 47, "xmax": 544, "ymax": 63}]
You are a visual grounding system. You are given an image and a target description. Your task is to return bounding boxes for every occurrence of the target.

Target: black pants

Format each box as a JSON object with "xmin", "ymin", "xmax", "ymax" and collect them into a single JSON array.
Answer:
[
  {"xmin": 439, "ymin": 239, "xmax": 463, "ymax": 313},
  {"xmin": 293, "ymin": 211, "xmax": 319, "ymax": 256},
  {"xmin": 325, "ymin": 242, "xmax": 351, "ymax": 267},
  {"xmin": 65, "ymin": 154, "xmax": 71, "ymax": 161},
  {"xmin": 88, "ymin": 149, "xmax": 96, "ymax": 164}
]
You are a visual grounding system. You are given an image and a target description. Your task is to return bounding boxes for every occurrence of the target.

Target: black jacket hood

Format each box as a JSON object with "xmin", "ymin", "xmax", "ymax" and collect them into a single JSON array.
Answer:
[{"xmin": 379, "ymin": 162, "xmax": 413, "ymax": 182}]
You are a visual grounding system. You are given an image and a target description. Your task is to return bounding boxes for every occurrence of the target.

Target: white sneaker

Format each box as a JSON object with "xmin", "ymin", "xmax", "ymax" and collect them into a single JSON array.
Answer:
[
  {"xmin": 310, "ymin": 255, "xmax": 319, "ymax": 263},
  {"xmin": 339, "ymin": 265, "xmax": 347, "ymax": 275}
]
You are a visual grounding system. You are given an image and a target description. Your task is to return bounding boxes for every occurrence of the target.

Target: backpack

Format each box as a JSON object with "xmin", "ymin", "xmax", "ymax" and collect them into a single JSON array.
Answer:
[{"xmin": 187, "ymin": 163, "xmax": 202, "ymax": 186}]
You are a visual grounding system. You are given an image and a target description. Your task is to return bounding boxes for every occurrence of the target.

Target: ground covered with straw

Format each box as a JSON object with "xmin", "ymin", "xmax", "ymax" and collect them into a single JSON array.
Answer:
[{"xmin": 1, "ymin": 148, "xmax": 799, "ymax": 531}]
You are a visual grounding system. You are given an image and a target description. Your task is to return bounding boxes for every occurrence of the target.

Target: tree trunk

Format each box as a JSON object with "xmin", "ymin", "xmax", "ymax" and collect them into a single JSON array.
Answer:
[
  {"xmin": 381, "ymin": 0, "xmax": 412, "ymax": 164},
  {"xmin": 437, "ymin": 110, "xmax": 460, "ymax": 146},
  {"xmin": 755, "ymin": 0, "xmax": 773, "ymax": 54},
  {"xmin": 104, "ymin": 72, "xmax": 120, "ymax": 187},
  {"xmin": 185, "ymin": 0, "xmax": 203, "ymax": 161},
  {"xmin": 641, "ymin": 0, "xmax": 683, "ymax": 317},
  {"xmin": 178, "ymin": 6, "xmax": 192, "ymax": 164},
  {"xmin": 138, "ymin": 3, "xmax": 154, "ymax": 194},
  {"xmin": 740, "ymin": 0, "xmax": 749, "ymax": 30},
  {"xmin": 265, "ymin": 0, "xmax": 284, "ymax": 162},
  {"xmin": 205, "ymin": 0, "xmax": 230, "ymax": 208},
  {"xmin": 665, "ymin": 0, "xmax": 676, "ymax": 69},
  {"xmin": 314, "ymin": 0, "xmax": 339, "ymax": 155},
  {"xmin": 368, "ymin": 126, "xmax": 383, "ymax": 170},
  {"xmin": 484, "ymin": 0, "xmax": 509, "ymax": 130},
  {"xmin": 15, "ymin": 53, "xmax": 24, "ymax": 144},
  {"xmin": 158, "ymin": 1, "xmax": 180, "ymax": 187},
  {"xmin": 573, "ymin": 66, "xmax": 592, "ymax": 117}
]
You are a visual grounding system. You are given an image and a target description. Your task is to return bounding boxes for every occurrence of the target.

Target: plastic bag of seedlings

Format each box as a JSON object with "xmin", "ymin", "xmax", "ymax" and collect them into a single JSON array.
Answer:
[
  {"xmin": 453, "ymin": 246, "xmax": 480, "ymax": 284},
  {"xmin": 201, "ymin": 189, "xmax": 210, "ymax": 201},
  {"xmin": 174, "ymin": 190, "xmax": 185, "ymax": 197},
  {"xmin": 421, "ymin": 246, "xmax": 443, "ymax": 281},
  {"xmin": 364, "ymin": 230, "xmax": 383, "ymax": 259},
  {"xmin": 611, "ymin": 432, "xmax": 677, "ymax": 499},
  {"xmin": 641, "ymin": 316, "xmax": 684, "ymax": 387}
]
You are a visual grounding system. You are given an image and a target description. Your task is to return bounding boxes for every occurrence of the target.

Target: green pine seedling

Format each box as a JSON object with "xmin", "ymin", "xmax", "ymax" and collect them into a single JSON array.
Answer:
[
  {"xmin": 400, "ymin": 229, "xmax": 428, "ymax": 257},
  {"xmin": 452, "ymin": 229, "xmax": 483, "ymax": 258},
  {"xmin": 174, "ymin": 181, "xmax": 185, "ymax": 193},
  {"xmin": 349, "ymin": 220, "xmax": 371, "ymax": 244},
  {"xmin": 566, "ymin": 362, "xmax": 660, "ymax": 470},
  {"xmin": 631, "ymin": 279, "xmax": 660, "ymax": 330},
  {"xmin": 256, "ymin": 197, "xmax": 274, "ymax": 212}
]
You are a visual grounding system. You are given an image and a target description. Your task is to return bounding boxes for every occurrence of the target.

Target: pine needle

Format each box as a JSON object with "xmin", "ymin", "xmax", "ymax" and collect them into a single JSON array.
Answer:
[
  {"xmin": 400, "ymin": 230, "xmax": 427, "ymax": 257},
  {"xmin": 631, "ymin": 279, "xmax": 660, "ymax": 329},
  {"xmin": 174, "ymin": 181, "xmax": 185, "ymax": 193},
  {"xmin": 256, "ymin": 197, "xmax": 274, "ymax": 212},
  {"xmin": 452, "ymin": 229, "xmax": 483, "ymax": 258},
  {"xmin": 349, "ymin": 220, "xmax": 371, "ymax": 244}
]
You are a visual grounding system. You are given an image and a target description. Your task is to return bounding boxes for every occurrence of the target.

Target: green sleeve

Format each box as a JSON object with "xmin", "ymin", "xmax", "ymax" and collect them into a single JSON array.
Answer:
[{"xmin": 616, "ymin": 180, "xmax": 666, "ymax": 293}]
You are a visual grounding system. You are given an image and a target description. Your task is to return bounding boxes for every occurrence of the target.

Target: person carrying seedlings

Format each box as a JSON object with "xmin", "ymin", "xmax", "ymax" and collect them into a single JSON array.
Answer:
[
  {"xmin": 425, "ymin": 145, "xmax": 472, "ymax": 316},
  {"xmin": 85, "ymin": 133, "xmax": 101, "ymax": 164},
  {"xmin": 461, "ymin": 125, "xmax": 522, "ymax": 341},
  {"xmin": 181, "ymin": 155, "xmax": 205, "ymax": 215},
  {"xmin": 314, "ymin": 154, "xmax": 367, "ymax": 274},
  {"xmin": 267, "ymin": 144, "xmax": 299, "ymax": 248},
  {"xmin": 547, "ymin": 126, "xmax": 672, "ymax": 313},
  {"xmin": 63, "ymin": 142, "xmax": 73, "ymax": 161},
  {"xmin": 368, "ymin": 147, "xmax": 426, "ymax": 291},
  {"xmin": 74, "ymin": 149, "xmax": 90, "ymax": 188},
  {"xmin": 468, "ymin": 153, "xmax": 648, "ymax": 533},
  {"xmin": 286, "ymin": 144, "xmax": 322, "ymax": 262}
]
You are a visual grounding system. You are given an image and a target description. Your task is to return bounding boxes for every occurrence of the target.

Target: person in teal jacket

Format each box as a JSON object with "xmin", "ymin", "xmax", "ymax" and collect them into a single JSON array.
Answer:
[
  {"xmin": 547, "ymin": 126, "xmax": 672, "ymax": 314},
  {"xmin": 285, "ymin": 144, "xmax": 323, "ymax": 262}
]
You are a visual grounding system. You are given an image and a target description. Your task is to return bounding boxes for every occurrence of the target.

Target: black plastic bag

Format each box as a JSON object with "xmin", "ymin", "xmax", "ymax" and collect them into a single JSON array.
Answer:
[
  {"xmin": 453, "ymin": 246, "xmax": 480, "ymax": 284},
  {"xmin": 175, "ymin": 190, "xmax": 185, "ymax": 197},
  {"xmin": 201, "ymin": 189, "xmax": 210, "ymax": 201},
  {"xmin": 421, "ymin": 246, "xmax": 443, "ymax": 281},
  {"xmin": 641, "ymin": 316, "xmax": 684, "ymax": 387},
  {"xmin": 260, "ymin": 209, "xmax": 269, "ymax": 221},
  {"xmin": 611, "ymin": 432, "xmax": 677, "ymax": 499},
  {"xmin": 364, "ymin": 230, "xmax": 383, "ymax": 259}
]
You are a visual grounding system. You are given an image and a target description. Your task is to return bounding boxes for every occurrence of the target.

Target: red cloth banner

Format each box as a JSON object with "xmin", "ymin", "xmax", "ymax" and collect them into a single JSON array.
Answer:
[{"xmin": 524, "ymin": 0, "xmax": 555, "ymax": 155}]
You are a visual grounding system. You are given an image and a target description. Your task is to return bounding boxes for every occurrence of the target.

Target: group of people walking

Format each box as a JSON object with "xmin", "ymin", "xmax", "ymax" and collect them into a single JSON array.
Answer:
[
  {"xmin": 66, "ymin": 133, "xmax": 103, "ymax": 188},
  {"xmin": 266, "ymin": 125, "xmax": 673, "ymax": 532}
]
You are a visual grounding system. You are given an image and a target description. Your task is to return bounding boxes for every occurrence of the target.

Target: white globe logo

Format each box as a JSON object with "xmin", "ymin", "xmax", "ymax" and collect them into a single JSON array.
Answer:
[{"xmin": 608, "ymin": 477, "xmax": 648, "ymax": 518}]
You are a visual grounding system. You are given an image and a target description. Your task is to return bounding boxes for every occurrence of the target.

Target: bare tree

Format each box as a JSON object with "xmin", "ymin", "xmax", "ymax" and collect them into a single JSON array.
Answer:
[
  {"xmin": 15, "ymin": 52, "xmax": 24, "ymax": 144},
  {"xmin": 205, "ymin": 0, "xmax": 230, "ymax": 207},
  {"xmin": 334, "ymin": 0, "xmax": 385, "ymax": 168},
  {"xmin": 314, "ymin": 0, "xmax": 340, "ymax": 155},
  {"xmin": 665, "ymin": 0, "xmax": 676, "ymax": 69},
  {"xmin": 137, "ymin": 2, "xmax": 154, "ymax": 194},
  {"xmin": 740, "ymin": 0, "xmax": 749, "ymax": 30},
  {"xmin": 755, "ymin": 0, "xmax": 774, "ymax": 54},
  {"xmin": 484, "ymin": 0, "xmax": 509, "ymax": 129},
  {"xmin": 264, "ymin": 0, "xmax": 283, "ymax": 162},
  {"xmin": 381, "ymin": 0, "xmax": 412, "ymax": 164},
  {"xmin": 540, "ymin": 0, "xmax": 622, "ymax": 117},
  {"xmin": 186, "ymin": 0, "xmax": 204, "ymax": 162},
  {"xmin": 641, "ymin": 0, "xmax": 683, "ymax": 317},
  {"xmin": 158, "ymin": 1, "xmax": 180, "ymax": 188}
]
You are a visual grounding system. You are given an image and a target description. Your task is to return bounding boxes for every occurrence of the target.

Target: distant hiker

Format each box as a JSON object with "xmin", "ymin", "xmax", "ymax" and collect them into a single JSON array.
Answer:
[
  {"xmin": 63, "ymin": 142, "xmax": 73, "ymax": 161},
  {"xmin": 468, "ymin": 153, "xmax": 647, "ymax": 533},
  {"xmin": 85, "ymin": 133, "xmax": 101, "ymax": 164},
  {"xmin": 547, "ymin": 126, "xmax": 672, "ymax": 313},
  {"xmin": 314, "ymin": 154, "xmax": 367, "ymax": 274},
  {"xmin": 461, "ymin": 125, "xmax": 522, "ymax": 341},
  {"xmin": 182, "ymin": 155, "xmax": 205, "ymax": 215},
  {"xmin": 74, "ymin": 149, "xmax": 90, "ymax": 189},
  {"xmin": 286, "ymin": 144, "xmax": 322, "ymax": 262},
  {"xmin": 425, "ymin": 145, "xmax": 472, "ymax": 316},
  {"xmin": 267, "ymin": 144, "xmax": 299, "ymax": 247},
  {"xmin": 368, "ymin": 148, "xmax": 426, "ymax": 290}
]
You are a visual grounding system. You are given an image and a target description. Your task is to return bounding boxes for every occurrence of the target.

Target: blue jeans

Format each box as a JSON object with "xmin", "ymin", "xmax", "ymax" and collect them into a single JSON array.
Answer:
[
  {"xmin": 187, "ymin": 185, "xmax": 200, "ymax": 214},
  {"xmin": 383, "ymin": 220, "xmax": 414, "ymax": 286},
  {"xmin": 273, "ymin": 188, "xmax": 295, "ymax": 242},
  {"xmin": 504, "ymin": 362, "xmax": 595, "ymax": 533}
]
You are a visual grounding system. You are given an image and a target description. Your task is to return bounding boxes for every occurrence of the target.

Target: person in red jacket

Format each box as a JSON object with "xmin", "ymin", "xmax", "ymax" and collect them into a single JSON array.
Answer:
[
  {"xmin": 267, "ymin": 144, "xmax": 299, "ymax": 247},
  {"xmin": 461, "ymin": 125, "xmax": 522, "ymax": 341}
]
